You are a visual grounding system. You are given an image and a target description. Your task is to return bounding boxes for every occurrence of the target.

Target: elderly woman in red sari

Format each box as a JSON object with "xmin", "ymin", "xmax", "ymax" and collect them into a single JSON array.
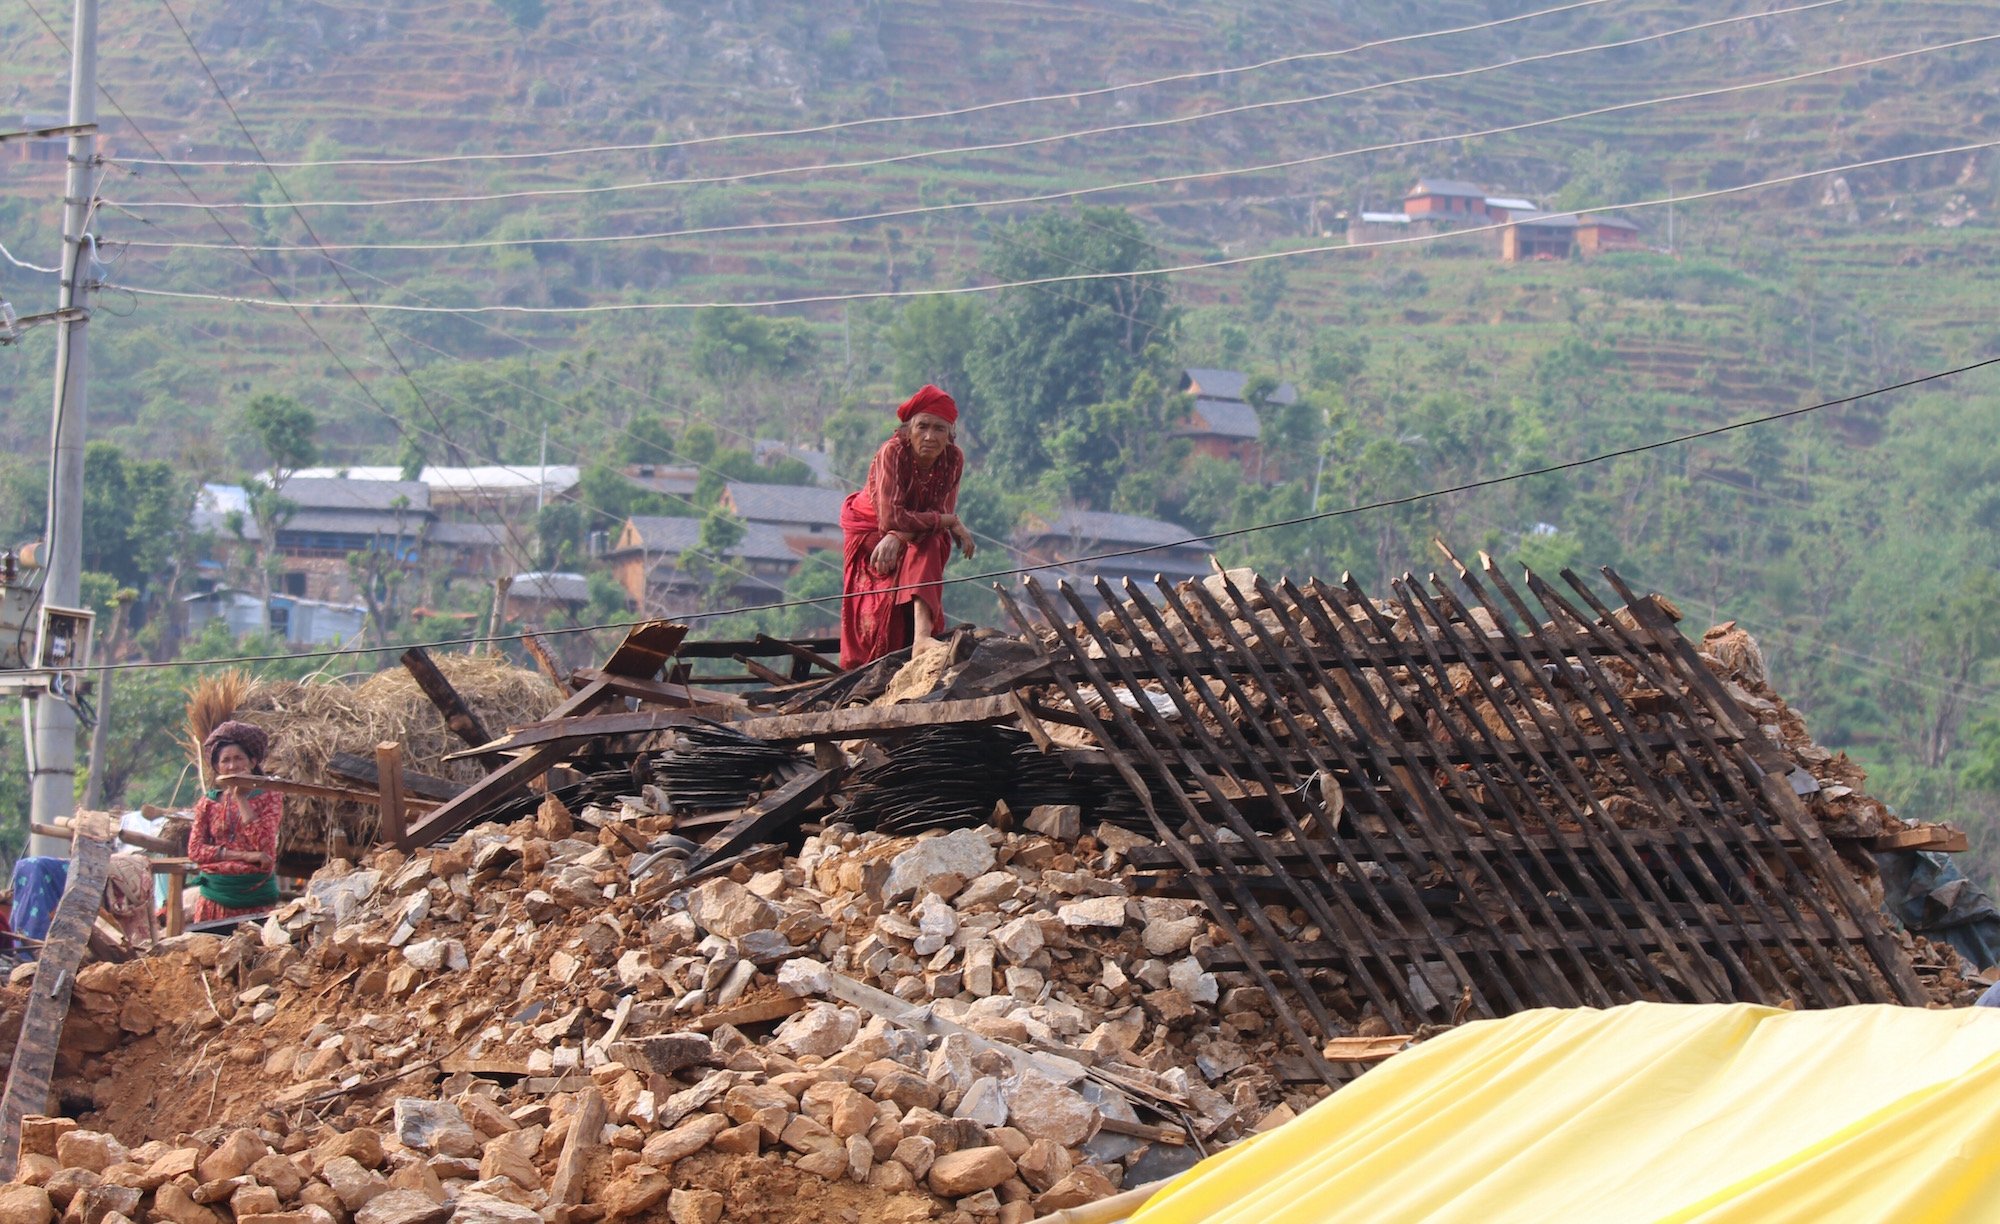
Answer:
[
  {"xmin": 839, "ymin": 385, "xmax": 977, "ymax": 668},
  {"xmin": 187, "ymin": 720, "xmax": 283, "ymax": 924}
]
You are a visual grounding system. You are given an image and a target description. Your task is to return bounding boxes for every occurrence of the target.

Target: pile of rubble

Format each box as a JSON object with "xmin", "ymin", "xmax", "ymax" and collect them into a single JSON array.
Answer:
[
  {"xmin": 20, "ymin": 787, "xmax": 1290, "ymax": 1223},
  {"xmin": 7, "ymin": 558, "xmax": 1987, "ymax": 1224}
]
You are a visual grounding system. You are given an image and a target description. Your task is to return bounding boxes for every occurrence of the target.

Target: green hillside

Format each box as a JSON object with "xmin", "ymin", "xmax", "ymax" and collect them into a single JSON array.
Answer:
[{"xmin": 3, "ymin": 0, "xmax": 2000, "ymax": 876}]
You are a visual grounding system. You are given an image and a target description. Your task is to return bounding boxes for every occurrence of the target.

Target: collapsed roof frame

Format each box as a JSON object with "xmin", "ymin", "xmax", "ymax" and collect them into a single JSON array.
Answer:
[{"xmin": 999, "ymin": 560, "xmax": 1925, "ymax": 1088}]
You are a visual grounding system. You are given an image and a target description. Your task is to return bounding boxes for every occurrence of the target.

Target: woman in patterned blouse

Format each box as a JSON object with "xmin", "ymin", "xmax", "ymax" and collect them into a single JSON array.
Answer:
[
  {"xmin": 838, "ymin": 385, "xmax": 977, "ymax": 668},
  {"xmin": 187, "ymin": 720, "xmax": 283, "ymax": 923}
]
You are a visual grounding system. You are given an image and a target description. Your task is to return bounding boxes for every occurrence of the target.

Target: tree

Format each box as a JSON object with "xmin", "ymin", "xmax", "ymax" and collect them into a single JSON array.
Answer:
[
  {"xmin": 969, "ymin": 207, "xmax": 1174, "ymax": 483},
  {"xmin": 81, "ymin": 441, "xmax": 190, "ymax": 593},
  {"xmin": 691, "ymin": 309, "xmax": 818, "ymax": 384},
  {"xmin": 1041, "ymin": 348, "xmax": 1192, "ymax": 514},
  {"xmin": 241, "ymin": 393, "xmax": 318, "ymax": 486},
  {"xmin": 889, "ymin": 296, "xmax": 980, "ymax": 429}
]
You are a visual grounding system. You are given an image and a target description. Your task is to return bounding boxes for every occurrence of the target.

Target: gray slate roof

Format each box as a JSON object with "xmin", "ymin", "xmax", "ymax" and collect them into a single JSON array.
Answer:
[
  {"xmin": 724, "ymin": 482, "xmax": 847, "ymax": 528},
  {"xmin": 1179, "ymin": 368, "xmax": 1297, "ymax": 405},
  {"xmin": 1024, "ymin": 510, "xmax": 1213, "ymax": 552},
  {"xmin": 621, "ymin": 516, "xmax": 800, "ymax": 563},
  {"xmin": 1511, "ymin": 211, "xmax": 1581, "ymax": 229},
  {"xmin": 1582, "ymin": 214, "xmax": 1641, "ymax": 230},
  {"xmin": 276, "ymin": 510, "xmax": 427, "ymax": 537},
  {"xmin": 276, "ymin": 477, "xmax": 432, "ymax": 514},
  {"xmin": 427, "ymin": 521, "xmax": 511, "ymax": 548},
  {"xmin": 1182, "ymin": 397, "xmax": 1262, "ymax": 441}
]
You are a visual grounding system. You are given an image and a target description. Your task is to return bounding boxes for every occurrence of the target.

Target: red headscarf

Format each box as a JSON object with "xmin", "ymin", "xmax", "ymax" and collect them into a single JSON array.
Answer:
[{"xmin": 896, "ymin": 384, "xmax": 958, "ymax": 425}]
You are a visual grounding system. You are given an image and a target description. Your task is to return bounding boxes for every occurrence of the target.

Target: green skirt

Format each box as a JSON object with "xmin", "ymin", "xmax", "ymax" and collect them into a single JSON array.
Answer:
[{"xmin": 192, "ymin": 870, "xmax": 278, "ymax": 910}]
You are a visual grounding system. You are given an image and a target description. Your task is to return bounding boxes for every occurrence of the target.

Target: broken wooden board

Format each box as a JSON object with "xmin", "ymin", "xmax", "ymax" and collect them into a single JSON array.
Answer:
[
  {"xmin": 398, "ymin": 679, "xmax": 618, "ymax": 849},
  {"xmin": 0, "ymin": 831, "xmax": 113, "ymax": 1179},
  {"xmin": 444, "ymin": 708, "xmax": 703, "ymax": 760},
  {"xmin": 326, "ymin": 752, "xmax": 464, "ymax": 803},
  {"xmin": 729, "ymin": 694, "xmax": 1021, "ymax": 746},
  {"xmin": 1869, "ymin": 825, "xmax": 1970, "ymax": 853},
  {"xmin": 683, "ymin": 768, "xmax": 835, "ymax": 875}
]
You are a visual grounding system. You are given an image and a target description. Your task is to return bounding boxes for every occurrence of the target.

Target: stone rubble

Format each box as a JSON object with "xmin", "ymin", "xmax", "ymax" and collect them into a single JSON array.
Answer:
[{"xmin": 23, "ymin": 791, "xmax": 1299, "ymax": 1224}]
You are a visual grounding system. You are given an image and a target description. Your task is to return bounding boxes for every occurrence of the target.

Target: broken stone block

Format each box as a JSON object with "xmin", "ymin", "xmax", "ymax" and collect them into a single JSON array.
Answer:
[
  {"xmin": 0, "ymin": 1184, "xmax": 51, "ymax": 1224},
  {"xmin": 1013, "ymin": 1138, "xmax": 1072, "ymax": 1193},
  {"xmin": 639, "ymin": 1114, "xmax": 726, "ymax": 1167},
  {"xmin": 54, "ymin": 1132, "xmax": 126, "ymax": 1175},
  {"xmin": 684, "ymin": 879, "xmax": 780, "ymax": 941},
  {"xmin": 912, "ymin": 894, "xmax": 958, "ymax": 957},
  {"xmin": 320, "ymin": 1157, "xmax": 389, "ymax": 1213},
  {"xmin": 771, "ymin": 1003, "xmax": 858, "ymax": 1059},
  {"xmin": 195, "ymin": 1132, "xmax": 267, "ymax": 1184},
  {"xmin": 952, "ymin": 1078, "xmax": 1009, "ymax": 1128},
  {"xmin": 990, "ymin": 917, "xmax": 1044, "ymax": 964},
  {"xmin": 446, "ymin": 1195, "xmax": 540, "ymax": 1224},
  {"xmin": 597, "ymin": 1167, "xmax": 672, "ymax": 1221},
  {"xmin": 776, "ymin": 957, "xmax": 832, "ymax": 998},
  {"xmin": 1024, "ymin": 806, "xmax": 1081, "ymax": 842},
  {"xmin": 1168, "ymin": 957, "xmax": 1219, "ymax": 1004},
  {"xmin": 927, "ymin": 1147, "xmax": 1016, "ymax": 1198},
  {"xmin": 1057, "ymin": 897, "xmax": 1127, "ymax": 930},
  {"xmin": 882, "ymin": 829, "xmax": 996, "ymax": 904},
  {"xmin": 1003, "ymin": 1071, "xmax": 1100, "ymax": 1148}
]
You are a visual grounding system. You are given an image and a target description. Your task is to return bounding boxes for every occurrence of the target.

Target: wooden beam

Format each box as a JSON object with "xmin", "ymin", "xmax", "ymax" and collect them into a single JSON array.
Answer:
[
  {"xmin": 673, "ymin": 636, "xmax": 838, "ymax": 660},
  {"xmin": 570, "ymin": 669, "xmax": 749, "ymax": 711},
  {"xmin": 1009, "ymin": 690, "xmax": 1055, "ymax": 754},
  {"xmin": 375, "ymin": 742, "xmax": 407, "ymax": 848},
  {"xmin": 520, "ymin": 630, "xmax": 566, "ymax": 687},
  {"xmin": 728, "ymin": 694, "xmax": 1020, "ymax": 745},
  {"xmin": 400, "ymin": 646, "xmax": 496, "ymax": 750},
  {"xmin": 753, "ymin": 634, "xmax": 842, "ymax": 676},
  {"xmin": 684, "ymin": 768, "xmax": 835, "ymax": 875},
  {"xmin": 730, "ymin": 654, "xmax": 792, "ymax": 686},
  {"xmin": 326, "ymin": 752, "xmax": 464, "ymax": 803},
  {"xmin": 0, "ymin": 831, "xmax": 112, "ymax": 1178},
  {"xmin": 444, "ymin": 708, "xmax": 701, "ymax": 760},
  {"xmin": 1869, "ymin": 825, "xmax": 1969, "ymax": 853},
  {"xmin": 216, "ymin": 773, "xmax": 440, "ymax": 812},
  {"xmin": 397, "ymin": 679, "xmax": 617, "ymax": 848}
]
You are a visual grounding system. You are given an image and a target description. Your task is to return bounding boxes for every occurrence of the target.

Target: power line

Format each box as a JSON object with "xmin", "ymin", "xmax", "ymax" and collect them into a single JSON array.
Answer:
[
  {"xmin": 112, "ymin": 0, "xmax": 1626, "ymax": 170},
  {"xmin": 151, "ymin": 0, "xmax": 547, "ymax": 576},
  {"xmin": 103, "ymin": 136, "xmax": 2000, "ymax": 315},
  {"xmin": 67, "ymin": 352, "xmax": 2000, "ymax": 674},
  {"xmin": 106, "ymin": 2, "xmax": 1846, "ymax": 214}
]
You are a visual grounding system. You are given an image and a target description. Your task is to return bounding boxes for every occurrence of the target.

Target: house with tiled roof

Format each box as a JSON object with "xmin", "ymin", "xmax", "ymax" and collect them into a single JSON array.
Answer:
[{"xmin": 1176, "ymin": 368, "xmax": 1298, "ymax": 481}]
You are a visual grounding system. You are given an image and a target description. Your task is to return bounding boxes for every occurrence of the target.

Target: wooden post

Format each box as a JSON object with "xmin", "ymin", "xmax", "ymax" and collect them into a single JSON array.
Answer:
[
  {"xmin": 161, "ymin": 859, "xmax": 187, "ymax": 937},
  {"xmin": 375, "ymin": 741, "xmax": 406, "ymax": 850},
  {"xmin": 399, "ymin": 646, "xmax": 495, "ymax": 749}
]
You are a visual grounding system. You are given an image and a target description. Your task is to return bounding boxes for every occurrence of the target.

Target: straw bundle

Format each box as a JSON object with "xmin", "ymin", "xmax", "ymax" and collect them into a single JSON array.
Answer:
[
  {"xmin": 211, "ymin": 656, "xmax": 559, "ymax": 856},
  {"xmin": 184, "ymin": 670, "xmax": 251, "ymax": 789}
]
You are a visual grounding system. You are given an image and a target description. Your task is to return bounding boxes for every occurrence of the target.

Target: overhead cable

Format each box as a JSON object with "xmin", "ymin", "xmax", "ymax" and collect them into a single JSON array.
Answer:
[
  {"xmin": 113, "ymin": 0, "xmax": 1626, "ymax": 170},
  {"xmin": 103, "ymin": 137, "xmax": 2000, "ymax": 315},
  {"xmin": 106, "ymin": 3, "xmax": 1848, "ymax": 214}
]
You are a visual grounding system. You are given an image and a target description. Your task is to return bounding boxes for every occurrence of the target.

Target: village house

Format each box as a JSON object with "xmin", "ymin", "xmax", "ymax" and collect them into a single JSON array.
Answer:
[
  {"xmin": 603, "ymin": 515, "xmax": 799, "ymax": 616},
  {"xmin": 1501, "ymin": 211, "xmax": 1581, "ymax": 262},
  {"xmin": 180, "ymin": 587, "xmax": 368, "ymax": 646},
  {"xmin": 718, "ymin": 482, "xmax": 848, "ymax": 556},
  {"xmin": 1402, "ymin": 178, "xmax": 1491, "ymax": 222},
  {"xmin": 1013, "ymin": 509, "xmax": 1216, "ymax": 607},
  {"xmin": 1175, "ymin": 367, "xmax": 1299, "ymax": 482},
  {"xmin": 1577, "ymin": 214, "xmax": 1644, "ymax": 255},
  {"xmin": 425, "ymin": 521, "xmax": 514, "ymax": 579},
  {"xmin": 232, "ymin": 477, "xmax": 434, "ymax": 603}
]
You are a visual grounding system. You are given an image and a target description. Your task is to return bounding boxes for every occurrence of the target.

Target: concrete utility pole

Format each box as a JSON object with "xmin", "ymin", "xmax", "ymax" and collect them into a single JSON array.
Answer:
[{"xmin": 28, "ymin": 0, "xmax": 99, "ymax": 857}]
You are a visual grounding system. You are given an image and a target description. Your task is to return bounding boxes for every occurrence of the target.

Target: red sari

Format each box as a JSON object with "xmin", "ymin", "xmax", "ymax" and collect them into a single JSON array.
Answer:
[{"xmin": 840, "ymin": 432, "xmax": 963, "ymax": 668}]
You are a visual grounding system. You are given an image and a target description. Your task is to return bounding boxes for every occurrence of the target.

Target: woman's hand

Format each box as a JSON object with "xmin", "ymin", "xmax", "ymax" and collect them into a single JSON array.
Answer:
[
  {"xmin": 870, "ymin": 533, "xmax": 907, "ymax": 577},
  {"xmin": 950, "ymin": 522, "xmax": 977, "ymax": 560}
]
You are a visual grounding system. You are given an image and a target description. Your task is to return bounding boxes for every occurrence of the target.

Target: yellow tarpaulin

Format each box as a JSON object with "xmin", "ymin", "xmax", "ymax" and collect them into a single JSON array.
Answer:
[{"xmin": 1131, "ymin": 1003, "xmax": 2000, "ymax": 1224}]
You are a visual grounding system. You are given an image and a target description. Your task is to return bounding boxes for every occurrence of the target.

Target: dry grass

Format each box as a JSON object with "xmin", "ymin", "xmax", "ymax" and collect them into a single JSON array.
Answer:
[
  {"xmin": 183, "ymin": 670, "xmax": 251, "ymax": 791},
  {"xmin": 199, "ymin": 656, "xmax": 559, "ymax": 856}
]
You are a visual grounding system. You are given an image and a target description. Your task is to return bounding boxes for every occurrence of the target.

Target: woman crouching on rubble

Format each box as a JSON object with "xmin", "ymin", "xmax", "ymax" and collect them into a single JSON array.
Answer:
[
  {"xmin": 838, "ymin": 384, "xmax": 977, "ymax": 668},
  {"xmin": 187, "ymin": 720, "xmax": 284, "ymax": 924}
]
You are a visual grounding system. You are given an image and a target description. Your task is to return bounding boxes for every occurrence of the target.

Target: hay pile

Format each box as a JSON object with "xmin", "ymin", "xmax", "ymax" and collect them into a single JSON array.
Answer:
[{"xmin": 217, "ymin": 655, "xmax": 558, "ymax": 855}]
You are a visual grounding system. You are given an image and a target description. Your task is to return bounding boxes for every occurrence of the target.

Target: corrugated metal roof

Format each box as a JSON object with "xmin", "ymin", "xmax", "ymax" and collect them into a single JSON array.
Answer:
[
  {"xmin": 507, "ymin": 571, "xmax": 591, "ymax": 604},
  {"xmin": 1484, "ymin": 196, "xmax": 1537, "ymax": 212},
  {"xmin": 1582, "ymin": 213, "xmax": 1641, "ymax": 230},
  {"xmin": 1358, "ymin": 211, "xmax": 1411, "ymax": 224},
  {"xmin": 1407, "ymin": 178, "xmax": 1487, "ymax": 199},
  {"xmin": 287, "ymin": 464, "xmax": 580, "ymax": 495},
  {"xmin": 723, "ymin": 482, "xmax": 848, "ymax": 527},
  {"xmin": 277, "ymin": 509, "xmax": 428, "ymax": 536}
]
